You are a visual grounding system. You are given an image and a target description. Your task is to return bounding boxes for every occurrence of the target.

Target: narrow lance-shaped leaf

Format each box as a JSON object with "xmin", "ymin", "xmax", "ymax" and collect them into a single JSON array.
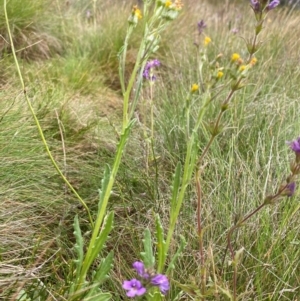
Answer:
[
  {"xmin": 98, "ymin": 165, "xmax": 111, "ymax": 215},
  {"xmin": 73, "ymin": 215, "xmax": 84, "ymax": 282},
  {"xmin": 80, "ymin": 212, "xmax": 114, "ymax": 282},
  {"xmin": 166, "ymin": 235, "xmax": 187, "ymax": 273},
  {"xmin": 141, "ymin": 228, "xmax": 155, "ymax": 268},
  {"xmin": 93, "ymin": 251, "xmax": 114, "ymax": 284},
  {"xmin": 155, "ymin": 214, "xmax": 166, "ymax": 273},
  {"xmin": 84, "ymin": 252, "xmax": 114, "ymax": 299},
  {"xmin": 170, "ymin": 162, "xmax": 182, "ymax": 216},
  {"xmin": 89, "ymin": 212, "xmax": 114, "ymax": 270}
]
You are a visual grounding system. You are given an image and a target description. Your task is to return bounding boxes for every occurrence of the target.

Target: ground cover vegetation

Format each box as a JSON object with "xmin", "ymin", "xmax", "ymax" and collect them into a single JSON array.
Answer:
[{"xmin": 0, "ymin": 0, "xmax": 299, "ymax": 300}]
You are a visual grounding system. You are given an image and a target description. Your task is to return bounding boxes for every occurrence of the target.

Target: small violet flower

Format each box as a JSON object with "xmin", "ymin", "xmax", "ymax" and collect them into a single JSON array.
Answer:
[
  {"xmin": 286, "ymin": 182, "xmax": 296, "ymax": 197},
  {"xmin": 197, "ymin": 20, "xmax": 207, "ymax": 35},
  {"xmin": 132, "ymin": 261, "xmax": 149, "ymax": 278},
  {"xmin": 250, "ymin": 0, "xmax": 260, "ymax": 13},
  {"xmin": 267, "ymin": 0, "xmax": 280, "ymax": 11},
  {"xmin": 151, "ymin": 274, "xmax": 170, "ymax": 295},
  {"xmin": 289, "ymin": 137, "xmax": 300, "ymax": 153},
  {"xmin": 143, "ymin": 59, "xmax": 161, "ymax": 81},
  {"xmin": 122, "ymin": 279, "xmax": 146, "ymax": 298}
]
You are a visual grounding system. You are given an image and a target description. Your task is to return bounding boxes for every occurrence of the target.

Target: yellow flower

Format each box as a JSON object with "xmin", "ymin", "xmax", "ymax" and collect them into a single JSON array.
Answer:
[
  {"xmin": 250, "ymin": 57, "xmax": 257, "ymax": 66},
  {"xmin": 231, "ymin": 53, "xmax": 240, "ymax": 62},
  {"xmin": 165, "ymin": 0, "xmax": 172, "ymax": 7},
  {"xmin": 239, "ymin": 65, "xmax": 247, "ymax": 72},
  {"xmin": 132, "ymin": 5, "xmax": 142, "ymax": 19},
  {"xmin": 191, "ymin": 83, "xmax": 199, "ymax": 92},
  {"xmin": 217, "ymin": 71, "xmax": 224, "ymax": 79},
  {"xmin": 204, "ymin": 36, "xmax": 211, "ymax": 46}
]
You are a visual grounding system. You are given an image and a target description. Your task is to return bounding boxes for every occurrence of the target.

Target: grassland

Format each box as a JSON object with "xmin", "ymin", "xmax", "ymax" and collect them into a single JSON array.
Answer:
[{"xmin": 0, "ymin": 0, "xmax": 299, "ymax": 300}]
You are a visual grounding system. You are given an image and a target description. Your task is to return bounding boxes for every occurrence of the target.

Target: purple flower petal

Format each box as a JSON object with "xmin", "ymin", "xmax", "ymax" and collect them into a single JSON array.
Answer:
[
  {"xmin": 286, "ymin": 182, "xmax": 296, "ymax": 197},
  {"xmin": 122, "ymin": 279, "xmax": 146, "ymax": 298},
  {"xmin": 267, "ymin": 0, "xmax": 280, "ymax": 10},
  {"xmin": 250, "ymin": 0, "xmax": 260, "ymax": 12},
  {"xmin": 288, "ymin": 137, "xmax": 300, "ymax": 153},
  {"xmin": 143, "ymin": 59, "xmax": 161, "ymax": 81},
  {"xmin": 132, "ymin": 261, "xmax": 149, "ymax": 278},
  {"xmin": 151, "ymin": 274, "xmax": 170, "ymax": 294},
  {"xmin": 197, "ymin": 20, "xmax": 207, "ymax": 35}
]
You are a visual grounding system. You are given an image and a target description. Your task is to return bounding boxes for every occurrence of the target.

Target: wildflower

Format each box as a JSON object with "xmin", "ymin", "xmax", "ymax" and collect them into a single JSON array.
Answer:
[
  {"xmin": 250, "ymin": 57, "xmax": 258, "ymax": 66},
  {"xmin": 204, "ymin": 36, "xmax": 211, "ymax": 46},
  {"xmin": 231, "ymin": 53, "xmax": 240, "ymax": 62},
  {"xmin": 122, "ymin": 279, "xmax": 146, "ymax": 297},
  {"xmin": 132, "ymin": 261, "xmax": 149, "ymax": 279},
  {"xmin": 250, "ymin": 0, "xmax": 261, "ymax": 13},
  {"xmin": 289, "ymin": 137, "xmax": 300, "ymax": 154},
  {"xmin": 132, "ymin": 5, "xmax": 142, "ymax": 19},
  {"xmin": 191, "ymin": 83, "xmax": 199, "ymax": 92},
  {"xmin": 197, "ymin": 20, "xmax": 207, "ymax": 35},
  {"xmin": 286, "ymin": 182, "xmax": 296, "ymax": 197},
  {"xmin": 143, "ymin": 59, "xmax": 161, "ymax": 81},
  {"xmin": 239, "ymin": 65, "xmax": 247, "ymax": 72},
  {"xmin": 217, "ymin": 71, "xmax": 224, "ymax": 79},
  {"xmin": 165, "ymin": 0, "xmax": 172, "ymax": 7},
  {"xmin": 267, "ymin": 0, "xmax": 280, "ymax": 11},
  {"xmin": 151, "ymin": 274, "xmax": 170, "ymax": 295}
]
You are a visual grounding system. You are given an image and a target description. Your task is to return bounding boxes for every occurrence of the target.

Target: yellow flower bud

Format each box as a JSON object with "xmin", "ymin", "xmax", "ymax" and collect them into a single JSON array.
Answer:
[
  {"xmin": 204, "ymin": 36, "xmax": 211, "ymax": 46},
  {"xmin": 191, "ymin": 83, "xmax": 199, "ymax": 92},
  {"xmin": 231, "ymin": 53, "xmax": 240, "ymax": 62},
  {"xmin": 217, "ymin": 71, "xmax": 224, "ymax": 79}
]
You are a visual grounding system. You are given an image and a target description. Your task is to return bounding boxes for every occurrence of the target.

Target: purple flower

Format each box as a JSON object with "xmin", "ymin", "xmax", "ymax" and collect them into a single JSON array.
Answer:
[
  {"xmin": 197, "ymin": 20, "xmax": 207, "ymax": 35},
  {"xmin": 289, "ymin": 137, "xmax": 300, "ymax": 153},
  {"xmin": 132, "ymin": 261, "xmax": 149, "ymax": 278},
  {"xmin": 286, "ymin": 182, "xmax": 296, "ymax": 197},
  {"xmin": 151, "ymin": 274, "xmax": 170, "ymax": 295},
  {"xmin": 122, "ymin": 279, "xmax": 146, "ymax": 297},
  {"xmin": 143, "ymin": 59, "xmax": 161, "ymax": 81},
  {"xmin": 250, "ymin": 0, "xmax": 261, "ymax": 12},
  {"xmin": 267, "ymin": 0, "xmax": 280, "ymax": 10}
]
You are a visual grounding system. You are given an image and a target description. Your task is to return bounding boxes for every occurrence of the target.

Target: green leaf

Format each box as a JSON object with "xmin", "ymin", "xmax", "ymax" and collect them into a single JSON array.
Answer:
[
  {"xmin": 170, "ymin": 162, "xmax": 182, "ymax": 215},
  {"xmin": 155, "ymin": 214, "xmax": 166, "ymax": 272},
  {"xmin": 84, "ymin": 212, "xmax": 114, "ymax": 276},
  {"xmin": 166, "ymin": 235, "xmax": 186, "ymax": 273},
  {"xmin": 141, "ymin": 228, "xmax": 155, "ymax": 268},
  {"xmin": 98, "ymin": 165, "xmax": 111, "ymax": 214},
  {"xmin": 83, "ymin": 292, "xmax": 112, "ymax": 301},
  {"xmin": 84, "ymin": 252, "xmax": 113, "ymax": 299},
  {"xmin": 93, "ymin": 251, "xmax": 114, "ymax": 284},
  {"xmin": 73, "ymin": 215, "xmax": 84, "ymax": 282}
]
